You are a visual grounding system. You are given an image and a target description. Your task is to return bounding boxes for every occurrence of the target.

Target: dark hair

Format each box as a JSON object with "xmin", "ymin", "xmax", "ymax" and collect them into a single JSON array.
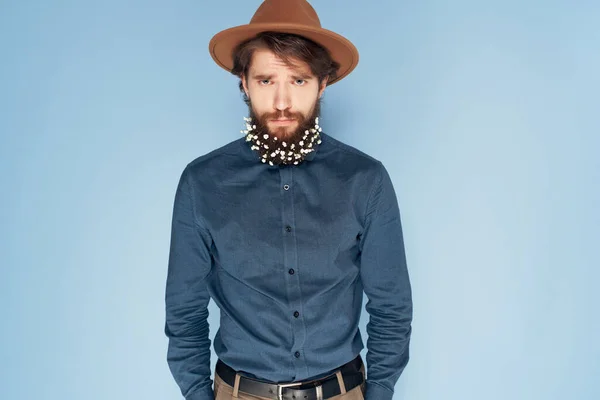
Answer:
[{"xmin": 231, "ymin": 31, "xmax": 340, "ymax": 104}]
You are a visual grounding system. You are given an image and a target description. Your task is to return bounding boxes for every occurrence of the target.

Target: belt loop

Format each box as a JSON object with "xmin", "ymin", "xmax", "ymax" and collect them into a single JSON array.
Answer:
[
  {"xmin": 316, "ymin": 384, "xmax": 324, "ymax": 400},
  {"xmin": 232, "ymin": 373, "xmax": 241, "ymax": 398},
  {"xmin": 335, "ymin": 370, "xmax": 346, "ymax": 394}
]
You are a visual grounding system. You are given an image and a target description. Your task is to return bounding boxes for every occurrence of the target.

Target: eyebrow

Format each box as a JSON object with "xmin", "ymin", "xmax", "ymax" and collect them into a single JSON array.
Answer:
[
  {"xmin": 251, "ymin": 73, "xmax": 314, "ymax": 80},
  {"xmin": 291, "ymin": 73, "xmax": 313, "ymax": 80},
  {"xmin": 252, "ymin": 74, "xmax": 274, "ymax": 80}
]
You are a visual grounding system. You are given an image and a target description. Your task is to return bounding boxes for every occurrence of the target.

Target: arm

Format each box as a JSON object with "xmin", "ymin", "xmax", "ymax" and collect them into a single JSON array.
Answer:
[
  {"xmin": 359, "ymin": 162, "xmax": 413, "ymax": 400},
  {"xmin": 164, "ymin": 166, "xmax": 214, "ymax": 400}
]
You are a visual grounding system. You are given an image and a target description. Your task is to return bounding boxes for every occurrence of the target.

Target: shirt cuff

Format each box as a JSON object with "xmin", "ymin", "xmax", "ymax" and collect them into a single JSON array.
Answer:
[
  {"xmin": 185, "ymin": 384, "xmax": 215, "ymax": 400},
  {"xmin": 365, "ymin": 381, "xmax": 394, "ymax": 400}
]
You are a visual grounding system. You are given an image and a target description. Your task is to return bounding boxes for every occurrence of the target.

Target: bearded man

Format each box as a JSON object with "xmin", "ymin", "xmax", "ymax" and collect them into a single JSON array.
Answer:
[{"xmin": 164, "ymin": 1, "xmax": 413, "ymax": 400}]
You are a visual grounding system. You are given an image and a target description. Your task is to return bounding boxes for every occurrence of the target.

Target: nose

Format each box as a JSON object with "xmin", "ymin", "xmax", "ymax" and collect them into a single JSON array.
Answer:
[{"xmin": 273, "ymin": 83, "xmax": 291, "ymax": 111}]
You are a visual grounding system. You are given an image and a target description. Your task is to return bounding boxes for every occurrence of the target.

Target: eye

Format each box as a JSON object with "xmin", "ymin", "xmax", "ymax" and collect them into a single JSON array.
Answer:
[
  {"xmin": 295, "ymin": 79, "xmax": 306, "ymax": 86},
  {"xmin": 259, "ymin": 79, "xmax": 270, "ymax": 85}
]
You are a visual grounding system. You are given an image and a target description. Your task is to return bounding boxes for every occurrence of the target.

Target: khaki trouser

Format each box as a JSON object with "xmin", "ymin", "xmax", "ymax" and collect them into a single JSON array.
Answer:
[{"xmin": 213, "ymin": 365, "xmax": 366, "ymax": 400}]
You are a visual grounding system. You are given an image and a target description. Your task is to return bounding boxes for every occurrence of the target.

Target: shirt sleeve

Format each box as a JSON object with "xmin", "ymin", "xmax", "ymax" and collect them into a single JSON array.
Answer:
[
  {"xmin": 359, "ymin": 161, "xmax": 413, "ymax": 400},
  {"xmin": 164, "ymin": 165, "xmax": 215, "ymax": 400}
]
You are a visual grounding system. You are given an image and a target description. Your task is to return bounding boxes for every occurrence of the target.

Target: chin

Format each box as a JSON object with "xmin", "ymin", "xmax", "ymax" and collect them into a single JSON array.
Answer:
[{"xmin": 270, "ymin": 127, "xmax": 298, "ymax": 139}]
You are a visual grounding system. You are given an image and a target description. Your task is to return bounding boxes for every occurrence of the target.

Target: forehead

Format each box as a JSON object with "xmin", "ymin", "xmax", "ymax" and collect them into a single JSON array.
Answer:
[{"xmin": 248, "ymin": 49, "xmax": 313, "ymax": 76}]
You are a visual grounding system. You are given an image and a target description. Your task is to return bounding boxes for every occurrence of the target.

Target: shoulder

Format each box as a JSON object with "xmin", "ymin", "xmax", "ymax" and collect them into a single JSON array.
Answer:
[
  {"xmin": 178, "ymin": 137, "xmax": 246, "ymax": 182},
  {"xmin": 321, "ymin": 133, "xmax": 386, "ymax": 179},
  {"xmin": 187, "ymin": 137, "xmax": 242, "ymax": 168}
]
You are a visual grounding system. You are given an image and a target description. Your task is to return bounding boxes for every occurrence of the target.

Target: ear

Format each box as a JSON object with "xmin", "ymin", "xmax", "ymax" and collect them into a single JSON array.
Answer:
[
  {"xmin": 318, "ymin": 77, "xmax": 328, "ymax": 98},
  {"xmin": 241, "ymin": 74, "xmax": 249, "ymax": 97}
]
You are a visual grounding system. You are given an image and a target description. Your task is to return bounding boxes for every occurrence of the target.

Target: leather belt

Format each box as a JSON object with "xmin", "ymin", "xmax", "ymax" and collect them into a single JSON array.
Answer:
[{"xmin": 215, "ymin": 355, "xmax": 365, "ymax": 400}]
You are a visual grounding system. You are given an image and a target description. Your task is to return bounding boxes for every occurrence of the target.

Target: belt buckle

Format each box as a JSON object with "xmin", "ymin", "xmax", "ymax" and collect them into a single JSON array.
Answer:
[
  {"xmin": 276, "ymin": 382, "xmax": 302, "ymax": 400},
  {"xmin": 276, "ymin": 382, "xmax": 324, "ymax": 400}
]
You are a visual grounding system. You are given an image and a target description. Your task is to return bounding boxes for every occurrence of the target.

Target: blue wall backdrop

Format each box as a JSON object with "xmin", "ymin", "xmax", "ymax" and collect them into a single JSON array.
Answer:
[{"xmin": 1, "ymin": 1, "xmax": 598, "ymax": 399}]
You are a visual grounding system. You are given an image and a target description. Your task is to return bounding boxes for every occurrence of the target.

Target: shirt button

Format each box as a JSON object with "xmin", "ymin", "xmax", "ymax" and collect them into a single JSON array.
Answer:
[
  {"xmin": 288, "ymin": 269, "xmax": 295, "ymax": 275},
  {"xmin": 293, "ymin": 311, "xmax": 299, "ymax": 318},
  {"xmin": 294, "ymin": 351, "xmax": 300, "ymax": 358},
  {"xmin": 285, "ymin": 225, "xmax": 292, "ymax": 232},
  {"xmin": 283, "ymin": 184, "xmax": 290, "ymax": 190}
]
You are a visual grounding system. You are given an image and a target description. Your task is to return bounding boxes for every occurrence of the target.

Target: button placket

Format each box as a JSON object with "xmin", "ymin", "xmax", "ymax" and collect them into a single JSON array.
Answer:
[{"xmin": 279, "ymin": 167, "xmax": 306, "ymax": 377}]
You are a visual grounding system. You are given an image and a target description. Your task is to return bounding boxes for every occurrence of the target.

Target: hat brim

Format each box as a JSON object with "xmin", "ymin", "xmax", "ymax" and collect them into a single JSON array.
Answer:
[{"xmin": 208, "ymin": 23, "xmax": 359, "ymax": 85}]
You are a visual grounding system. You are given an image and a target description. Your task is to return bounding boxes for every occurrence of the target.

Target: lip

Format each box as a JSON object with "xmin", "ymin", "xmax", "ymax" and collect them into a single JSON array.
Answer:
[{"xmin": 269, "ymin": 119, "xmax": 296, "ymax": 125}]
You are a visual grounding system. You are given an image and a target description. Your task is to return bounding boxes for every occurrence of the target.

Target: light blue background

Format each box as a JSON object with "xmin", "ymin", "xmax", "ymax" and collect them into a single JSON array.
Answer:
[{"xmin": 1, "ymin": 1, "xmax": 598, "ymax": 399}]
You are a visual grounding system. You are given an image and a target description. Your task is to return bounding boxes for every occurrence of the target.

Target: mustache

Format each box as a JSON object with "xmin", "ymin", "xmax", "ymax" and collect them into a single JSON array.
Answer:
[{"xmin": 261, "ymin": 110, "xmax": 304, "ymax": 121}]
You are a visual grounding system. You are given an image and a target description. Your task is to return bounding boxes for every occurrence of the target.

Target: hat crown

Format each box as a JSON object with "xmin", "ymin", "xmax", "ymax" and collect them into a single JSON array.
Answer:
[{"xmin": 250, "ymin": 0, "xmax": 321, "ymax": 27}]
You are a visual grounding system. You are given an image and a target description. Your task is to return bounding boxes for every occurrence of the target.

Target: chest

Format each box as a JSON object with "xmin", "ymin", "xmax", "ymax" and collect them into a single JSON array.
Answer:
[{"xmin": 198, "ymin": 168, "xmax": 369, "ymax": 282}]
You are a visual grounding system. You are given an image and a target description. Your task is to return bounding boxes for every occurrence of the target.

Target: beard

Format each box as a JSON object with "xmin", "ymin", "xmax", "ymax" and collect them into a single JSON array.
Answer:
[{"xmin": 243, "ymin": 99, "xmax": 323, "ymax": 166}]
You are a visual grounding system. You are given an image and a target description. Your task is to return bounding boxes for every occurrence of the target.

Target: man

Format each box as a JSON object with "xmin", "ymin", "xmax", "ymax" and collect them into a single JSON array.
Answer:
[{"xmin": 164, "ymin": 1, "xmax": 412, "ymax": 400}]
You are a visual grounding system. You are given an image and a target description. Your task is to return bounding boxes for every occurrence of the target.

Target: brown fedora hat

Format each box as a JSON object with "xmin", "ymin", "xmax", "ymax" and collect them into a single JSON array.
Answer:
[{"xmin": 208, "ymin": 0, "xmax": 359, "ymax": 85}]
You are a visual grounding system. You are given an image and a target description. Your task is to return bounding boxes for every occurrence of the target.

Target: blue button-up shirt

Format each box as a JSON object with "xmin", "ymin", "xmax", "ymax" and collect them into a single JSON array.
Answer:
[{"xmin": 164, "ymin": 132, "xmax": 412, "ymax": 400}]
